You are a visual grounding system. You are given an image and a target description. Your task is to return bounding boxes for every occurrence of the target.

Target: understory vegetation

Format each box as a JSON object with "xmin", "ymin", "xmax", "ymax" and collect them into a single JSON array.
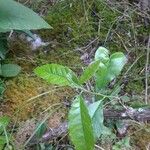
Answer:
[{"xmin": 0, "ymin": 0, "xmax": 150, "ymax": 150}]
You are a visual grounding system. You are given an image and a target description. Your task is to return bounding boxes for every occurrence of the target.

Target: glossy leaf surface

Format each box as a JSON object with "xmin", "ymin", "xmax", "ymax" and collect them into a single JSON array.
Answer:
[
  {"xmin": 34, "ymin": 64, "xmax": 79, "ymax": 87},
  {"xmin": 95, "ymin": 49, "xmax": 127, "ymax": 89},
  {"xmin": 68, "ymin": 96, "xmax": 94, "ymax": 150},
  {"xmin": 79, "ymin": 60, "xmax": 100, "ymax": 84},
  {"xmin": 95, "ymin": 47, "xmax": 109, "ymax": 63},
  {"xmin": 0, "ymin": 116, "xmax": 10, "ymax": 134},
  {"xmin": 88, "ymin": 101, "xmax": 111, "ymax": 139}
]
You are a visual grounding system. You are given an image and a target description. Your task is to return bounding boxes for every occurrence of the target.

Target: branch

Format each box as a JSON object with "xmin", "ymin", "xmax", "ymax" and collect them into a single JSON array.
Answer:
[{"xmin": 41, "ymin": 108, "xmax": 150, "ymax": 142}]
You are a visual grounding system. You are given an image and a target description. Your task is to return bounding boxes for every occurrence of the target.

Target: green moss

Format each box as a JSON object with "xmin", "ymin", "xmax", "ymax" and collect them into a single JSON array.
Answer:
[
  {"xmin": 93, "ymin": 0, "xmax": 120, "ymax": 39},
  {"xmin": 137, "ymin": 25, "xmax": 150, "ymax": 35},
  {"xmin": 34, "ymin": 47, "xmax": 82, "ymax": 67},
  {"xmin": 8, "ymin": 38, "xmax": 31, "ymax": 56},
  {"xmin": 39, "ymin": 0, "xmax": 120, "ymax": 47},
  {"xmin": 39, "ymin": 1, "xmax": 93, "ymax": 45},
  {"xmin": 2, "ymin": 74, "xmax": 75, "ymax": 121},
  {"xmin": 131, "ymin": 125, "xmax": 150, "ymax": 149},
  {"xmin": 126, "ymin": 80, "xmax": 144, "ymax": 94}
]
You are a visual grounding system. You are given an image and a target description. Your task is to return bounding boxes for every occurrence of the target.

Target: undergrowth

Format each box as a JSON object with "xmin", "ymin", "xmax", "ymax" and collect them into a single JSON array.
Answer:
[{"xmin": 0, "ymin": 0, "xmax": 149, "ymax": 149}]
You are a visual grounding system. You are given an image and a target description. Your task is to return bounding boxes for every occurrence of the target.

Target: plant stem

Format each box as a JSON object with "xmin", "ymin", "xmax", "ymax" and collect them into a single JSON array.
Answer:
[
  {"xmin": 145, "ymin": 35, "xmax": 150, "ymax": 104},
  {"xmin": 78, "ymin": 86, "xmax": 119, "ymax": 99}
]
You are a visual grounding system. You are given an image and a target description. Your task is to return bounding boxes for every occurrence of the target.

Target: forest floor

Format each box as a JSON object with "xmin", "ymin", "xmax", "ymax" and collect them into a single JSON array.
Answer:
[{"xmin": 0, "ymin": 0, "xmax": 150, "ymax": 149}]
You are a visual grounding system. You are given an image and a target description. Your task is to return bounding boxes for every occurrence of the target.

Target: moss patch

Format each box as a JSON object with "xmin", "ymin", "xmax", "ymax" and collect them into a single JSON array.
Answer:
[
  {"xmin": 2, "ymin": 74, "xmax": 74, "ymax": 121},
  {"xmin": 131, "ymin": 125, "xmax": 150, "ymax": 150},
  {"xmin": 126, "ymin": 80, "xmax": 144, "ymax": 95}
]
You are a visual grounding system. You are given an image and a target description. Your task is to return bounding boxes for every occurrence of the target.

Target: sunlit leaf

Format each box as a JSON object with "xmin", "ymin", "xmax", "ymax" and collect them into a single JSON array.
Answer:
[
  {"xmin": 79, "ymin": 60, "xmax": 100, "ymax": 84},
  {"xmin": 108, "ymin": 52, "xmax": 127, "ymax": 79},
  {"xmin": 34, "ymin": 64, "xmax": 79, "ymax": 87},
  {"xmin": 88, "ymin": 101, "xmax": 111, "ymax": 139},
  {"xmin": 95, "ymin": 62, "xmax": 108, "ymax": 89},
  {"xmin": 68, "ymin": 95, "xmax": 94, "ymax": 150},
  {"xmin": 0, "ymin": 116, "xmax": 10, "ymax": 134},
  {"xmin": 0, "ymin": 136, "xmax": 6, "ymax": 149},
  {"xmin": 95, "ymin": 47, "xmax": 109, "ymax": 63},
  {"xmin": 95, "ymin": 52, "xmax": 127, "ymax": 89},
  {"xmin": 0, "ymin": 116, "xmax": 9, "ymax": 128}
]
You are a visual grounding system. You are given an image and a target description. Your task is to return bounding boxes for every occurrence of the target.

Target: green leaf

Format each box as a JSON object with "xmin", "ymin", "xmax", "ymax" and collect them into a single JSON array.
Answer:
[
  {"xmin": 0, "ymin": 0, "xmax": 52, "ymax": 32},
  {"xmin": 1, "ymin": 64, "xmax": 21, "ymax": 77},
  {"xmin": 0, "ymin": 136, "xmax": 6, "ymax": 149},
  {"xmin": 68, "ymin": 95, "xmax": 94, "ymax": 150},
  {"xmin": 88, "ymin": 101, "xmax": 111, "ymax": 139},
  {"xmin": 34, "ymin": 64, "xmax": 79, "ymax": 87},
  {"xmin": 95, "ymin": 62, "xmax": 108, "ymax": 89},
  {"xmin": 0, "ymin": 116, "xmax": 10, "ymax": 134},
  {"xmin": 35, "ymin": 123, "xmax": 47, "ymax": 139},
  {"xmin": 79, "ymin": 60, "xmax": 100, "ymax": 84},
  {"xmin": 95, "ymin": 47, "xmax": 109, "ymax": 63},
  {"xmin": 0, "ymin": 116, "xmax": 10, "ymax": 128},
  {"xmin": 95, "ymin": 52, "xmax": 127, "ymax": 89},
  {"xmin": 0, "ymin": 28, "xmax": 10, "ymax": 33},
  {"xmin": 108, "ymin": 52, "xmax": 127, "ymax": 79}
]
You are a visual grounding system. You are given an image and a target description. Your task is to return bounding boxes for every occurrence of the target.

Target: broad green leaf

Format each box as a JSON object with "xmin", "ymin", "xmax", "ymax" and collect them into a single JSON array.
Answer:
[
  {"xmin": 89, "ymin": 101, "xmax": 103, "ymax": 139},
  {"xmin": 1, "ymin": 64, "xmax": 21, "ymax": 77},
  {"xmin": 0, "ymin": 116, "xmax": 10, "ymax": 134},
  {"xmin": 0, "ymin": 136, "xmax": 6, "ymax": 149},
  {"xmin": 34, "ymin": 64, "xmax": 79, "ymax": 87},
  {"xmin": 0, "ymin": 116, "xmax": 10, "ymax": 128},
  {"xmin": 95, "ymin": 52, "xmax": 127, "ymax": 89},
  {"xmin": 95, "ymin": 62, "xmax": 108, "ymax": 89},
  {"xmin": 0, "ymin": 0, "xmax": 52, "ymax": 32},
  {"xmin": 108, "ymin": 52, "xmax": 127, "ymax": 79},
  {"xmin": 95, "ymin": 47, "xmax": 109, "ymax": 63},
  {"xmin": 68, "ymin": 96, "xmax": 94, "ymax": 150},
  {"xmin": 79, "ymin": 60, "xmax": 100, "ymax": 84},
  {"xmin": 0, "ymin": 28, "xmax": 10, "ymax": 33},
  {"xmin": 88, "ymin": 101, "xmax": 102, "ymax": 118},
  {"xmin": 88, "ymin": 101, "xmax": 111, "ymax": 139}
]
